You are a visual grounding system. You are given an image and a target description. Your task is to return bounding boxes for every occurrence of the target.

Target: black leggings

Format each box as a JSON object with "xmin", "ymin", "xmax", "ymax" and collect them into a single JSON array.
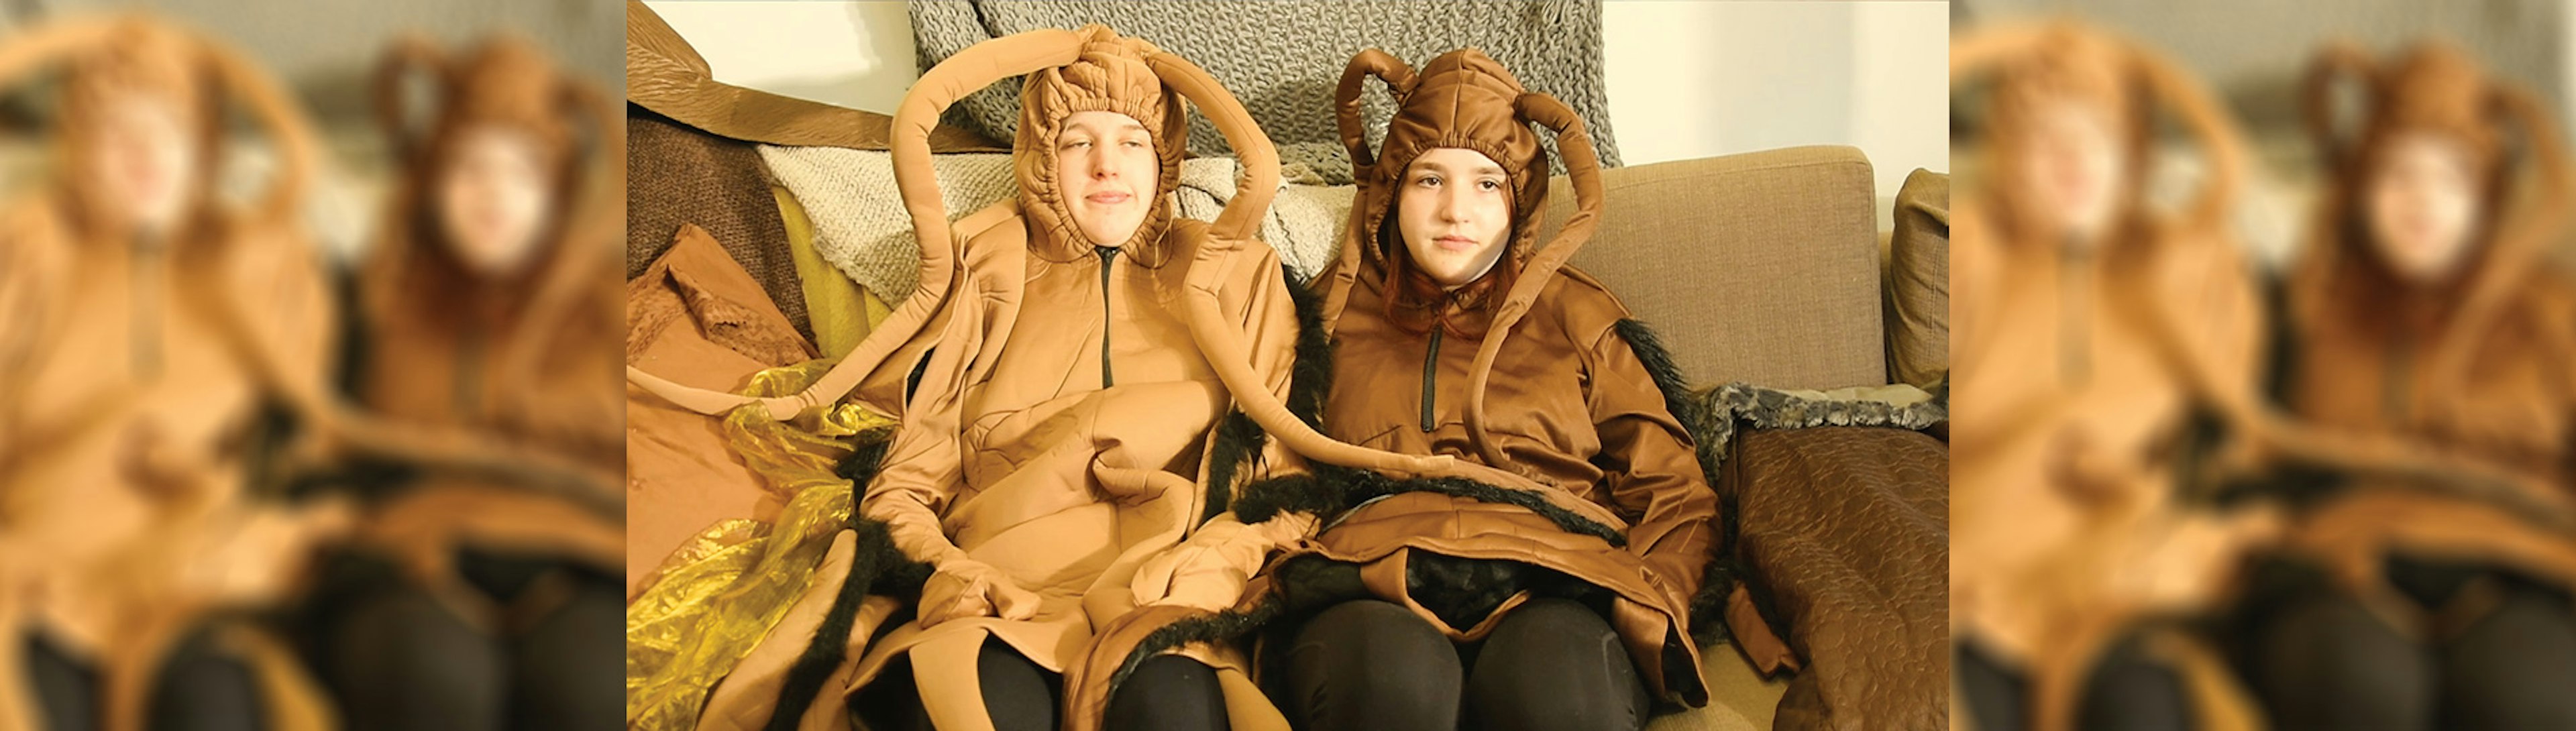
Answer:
[
  {"xmin": 1276, "ymin": 598, "xmax": 1650, "ymax": 731},
  {"xmin": 23, "ymin": 624, "xmax": 266, "ymax": 731},
  {"xmin": 851, "ymin": 637, "xmax": 1226, "ymax": 731},
  {"xmin": 313, "ymin": 551, "xmax": 624, "ymax": 731},
  {"xmin": 1955, "ymin": 630, "xmax": 2198, "ymax": 731},
  {"xmin": 2249, "ymin": 561, "xmax": 2576, "ymax": 731}
]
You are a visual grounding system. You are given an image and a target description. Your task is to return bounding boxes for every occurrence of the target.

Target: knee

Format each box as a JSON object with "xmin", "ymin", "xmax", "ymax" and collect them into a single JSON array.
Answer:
[
  {"xmin": 975, "ymin": 640, "xmax": 1061, "ymax": 731},
  {"xmin": 1104, "ymin": 655, "xmax": 1226, "ymax": 731},
  {"xmin": 2440, "ymin": 587, "xmax": 2576, "ymax": 730},
  {"xmin": 2077, "ymin": 633, "xmax": 2194, "ymax": 731},
  {"xmin": 1284, "ymin": 600, "xmax": 1461, "ymax": 730},
  {"xmin": 1466, "ymin": 599, "xmax": 1646, "ymax": 731},
  {"xmin": 508, "ymin": 581, "xmax": 624, "ymax": 730},
  {"xmin": 2255, "ymin": 592, "xmax": 2434, "ymax": 731},
  {"xmin": 329, "ymin": 586, "xmax": 505, "ymax": 731},
  {"xmin": 148, "ymin": 626, "xmax": 266, "ymax": 731}
]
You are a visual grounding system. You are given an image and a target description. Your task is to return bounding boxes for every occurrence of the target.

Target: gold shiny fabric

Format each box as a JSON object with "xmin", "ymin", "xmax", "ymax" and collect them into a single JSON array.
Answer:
[{"xmin": 624, "ymin": 359, "xmax": 896, "ymax": 730}]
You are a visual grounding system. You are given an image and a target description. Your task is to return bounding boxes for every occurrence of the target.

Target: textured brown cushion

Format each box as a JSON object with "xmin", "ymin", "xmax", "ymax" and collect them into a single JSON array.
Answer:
[
  {"xmin": 1540, "ymin": 146, "xmax": 1886, "ymax": 390},
  {"xmin": 1724, "ymin": 427, "xmax": 1949, "ymax": 731},
  {"xmin": 1886, "ymin": 169, "xmax": 1950, "ymax": 388},
  {"xmin": 627, "ymin": 108, "xmax": 809, "ymax": 339}
]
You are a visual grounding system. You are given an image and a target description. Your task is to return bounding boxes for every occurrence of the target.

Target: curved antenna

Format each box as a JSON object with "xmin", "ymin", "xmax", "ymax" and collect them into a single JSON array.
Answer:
[
  {"xmin": 2300, "ymin": 41, "xmax": 2377, "ymax": 178},
  {"xmin": 625, "ymin": 28, "xmax": 1087, "ymax": 419},
  {"xmin": 198, "ymin": 28, "xmax": 322, "ymax": 228},
  {"xmin": 1458, "ymin": 93, "xmax": 1603, "ymax": 467},
  {"xmin": 1318, "ymin": 48, "xmax": 1417, "ymax": 328},
  {"xmin": 1151, "ymin": 47, "xmax": 1450, "ymax": 475}
]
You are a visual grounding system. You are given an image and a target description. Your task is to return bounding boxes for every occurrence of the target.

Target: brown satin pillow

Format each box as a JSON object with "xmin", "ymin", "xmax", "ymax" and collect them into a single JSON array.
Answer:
[{"xmin": 1723, "ymin": 427, "xmax": 1950, "ymax": 731}]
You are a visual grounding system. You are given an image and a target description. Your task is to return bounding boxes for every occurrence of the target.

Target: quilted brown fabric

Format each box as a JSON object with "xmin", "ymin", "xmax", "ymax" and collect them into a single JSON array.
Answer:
[
  {"xmin": 626, "ymin": 107, "xmax": 809, "ymax": 339},
  {"xmin": 1725, "ymin": 427, "xmax": 1950, "ymax": 731}
]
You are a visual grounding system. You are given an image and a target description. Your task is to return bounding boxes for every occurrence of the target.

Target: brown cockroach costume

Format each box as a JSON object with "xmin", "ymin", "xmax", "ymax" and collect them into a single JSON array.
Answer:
[
  {"xmin": 625, "ymin": 25, "xmax": 1448, "ymax": 731},
  {"xmin": 0, "ymin": 14, "xmax": 337, "ymax": 731},
  {"xmin": 356, "ymin": 33, "xmax": 627, "ymax": 626},
  {"xmin": 1055, "ymin": 48, "xmax": 1722, "ymax": 730},
  {"xmin": 1948, "ymin": 21, "xmax": 2275, "ymax": 731},
  {"xmin": 2271, "ymin": 39, "xmax": 2576, "ymax": 659}
]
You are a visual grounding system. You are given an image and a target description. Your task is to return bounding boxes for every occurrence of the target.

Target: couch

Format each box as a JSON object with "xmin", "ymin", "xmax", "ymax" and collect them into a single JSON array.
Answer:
[{"xmin": 624, "ymin": 4, "xmax": 1949, "ymax": 728}]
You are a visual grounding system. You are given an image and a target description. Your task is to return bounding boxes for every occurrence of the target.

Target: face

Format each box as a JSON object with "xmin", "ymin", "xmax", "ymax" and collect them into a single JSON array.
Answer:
[
  {"xmin": 436, "ymin": 125, "xmax": 555, "ymax": 278},
  {"xmin": 2006, "ymin": 97, "xmax": 2129, "ymax": 247},
  {"xmin": 1395, "ymin": 148, "xmax": 1513, "ymax": 288},
  {"xmin": 80, "ymin": 89, "xmax": 201, "ymax": 237},
  {"xmin": 1054, "ymin": 110, "xmax": 1158, "ymax": 247},
  {"xmin": 2365, "ymin": 131, "xmax": 2482, "ymax": 283}
]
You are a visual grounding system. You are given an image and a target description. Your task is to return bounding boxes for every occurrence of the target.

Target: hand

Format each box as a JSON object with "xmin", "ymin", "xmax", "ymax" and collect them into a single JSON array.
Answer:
[
  {"xmin": 2111, "ymin": 504, "xmax": 2282, "ymax": 612},
  {"xmin": 180, "ymin": 496, "xmax": 358, "ymax": 605},
  {"xmin": 1130, "ymin": 512, "xmax": 1312, "ymax": 612},
  {"xmin": 1130, "ymin": 545, "xmax": 1248, "ymax": 612},
  {"xmin": 917, "ymin": 559, "xmax": 1041, "ymax": 626}
]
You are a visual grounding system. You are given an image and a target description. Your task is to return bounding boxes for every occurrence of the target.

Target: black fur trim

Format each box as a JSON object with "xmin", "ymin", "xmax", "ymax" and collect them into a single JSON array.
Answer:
[
  {"xmin": 1285, "ymin": 264, "xmax": 1335, "ymax": 429},
  {"xmin": 1234, "ymin": 464, "xmax": 1627, "ymax": 549},
  {"xmin": 1613, "ymin": 319, "xmax": 1713, "ymax": 479},
  {"xmin": 1201, "ymin": 411, "xmax": 1263, "ymax": 522},
  {"xmin": 1199, "ymin": 265, "xmax": 1340, "ymax": 524},
  {"xmin": 1106, "ymin": 598, "xmax": 1287, "ymax": 694},
  {"xmin": 764, "ymin": 437, "xmax": 930, "ymax": 731}
]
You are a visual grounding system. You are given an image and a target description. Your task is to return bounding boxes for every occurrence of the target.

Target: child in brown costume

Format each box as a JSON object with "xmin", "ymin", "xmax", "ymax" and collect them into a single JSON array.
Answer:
[
  {"xmin": 305, "ymin": 34, "xmax": 626, "ymax": 731},
  {"xmin": 1948, "ymin": 21, "xmax": 2281, "ymax": 731},
  {"xmin": 2240, "ymin": 40, "xmax": 2576, "ymax": 731},
  {"xmin": 1079, "ymin": 48, "xmax": 1721, "ymax": 731},
  {"xmin": 0, "ymin": 14, "xmax": 343, "ymax": 731}
]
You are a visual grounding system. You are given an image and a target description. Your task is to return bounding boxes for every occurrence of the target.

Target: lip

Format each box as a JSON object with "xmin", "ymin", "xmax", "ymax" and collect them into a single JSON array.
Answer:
[
  {"xmin": 1434, "ymin": 235, "xmax": 1479, "ymax": 252},
  {"xmin": 1085, "ymin": 191, "xmax": 1133, "ymax": 205}
]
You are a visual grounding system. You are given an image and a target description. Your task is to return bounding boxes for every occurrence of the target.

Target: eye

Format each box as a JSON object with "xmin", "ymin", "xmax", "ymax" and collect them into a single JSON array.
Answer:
[
  {"xmin": 1062, "ymin": 139, "xmax": 1092, "ymax": 151},
  {"xmin": 1414, "ymin": 174, "xmax": 1442, "ymax": 188},
  {"xmin": 1477, "ymin": 179, "xmax": 1501, "ymax": 191},
  {"xmin": 1121, "ymin": 139, "xmax": 1147, "ymax": 149}
]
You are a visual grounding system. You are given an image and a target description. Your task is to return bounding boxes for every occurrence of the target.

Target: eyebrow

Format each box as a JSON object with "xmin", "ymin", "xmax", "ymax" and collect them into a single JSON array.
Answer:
[{"xmin": 1413, "ymin": 162, "xmax": 1507, "ymax": 177}]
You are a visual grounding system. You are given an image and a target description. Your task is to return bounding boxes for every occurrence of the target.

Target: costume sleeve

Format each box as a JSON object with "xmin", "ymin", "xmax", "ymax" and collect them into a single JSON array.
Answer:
[{"xmin": 1587, "ymin": 324, "xmax": 1721, "ymax": 614}]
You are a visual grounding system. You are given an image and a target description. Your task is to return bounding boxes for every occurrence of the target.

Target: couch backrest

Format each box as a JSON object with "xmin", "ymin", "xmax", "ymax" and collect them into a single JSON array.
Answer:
[{"xmin": 1538, "ymin": 145, "xmax": 1886, "ymax": 390}]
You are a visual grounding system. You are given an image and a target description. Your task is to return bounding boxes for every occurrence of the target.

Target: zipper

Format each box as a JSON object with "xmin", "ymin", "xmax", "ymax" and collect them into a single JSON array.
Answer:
[
  {"xmin": 1420, "ymin": 327, "xmax": 1443, "ymax": 432},
  {"xmin": 132, "ymin": 235, "xmax": 165, "ymax": 381},
  {"xmin": 2059, "ymin": 239, "xmax": 2091, "ymax": 387},
  {"xmin": 1097, "ymin": 245, "xmax": 1120, "ymax": 388},
  {"xmin": 2385, "ymin": 329, "xmax": 2412, "ymax": 424}
]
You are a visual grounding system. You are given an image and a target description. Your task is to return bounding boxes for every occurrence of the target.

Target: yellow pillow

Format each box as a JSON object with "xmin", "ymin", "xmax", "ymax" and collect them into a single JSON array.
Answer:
[{"xmin": 775, "ymin": 185, "xmax": 892, "ymax": 358}]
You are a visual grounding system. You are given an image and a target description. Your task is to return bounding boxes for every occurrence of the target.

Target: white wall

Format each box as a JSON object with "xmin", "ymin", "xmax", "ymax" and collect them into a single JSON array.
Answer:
[
  {"xmin": 643, "ymin": 1, "xmax": 916, "ymax": 114},
  {"xmin": 649, "ymin": 0, "xmax": 1950, "ymax": 219}
]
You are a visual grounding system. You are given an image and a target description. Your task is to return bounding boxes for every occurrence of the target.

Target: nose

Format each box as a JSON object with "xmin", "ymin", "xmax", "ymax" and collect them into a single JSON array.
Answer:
[
  {"xmin": 1436, "ymin": 186, "xmax": 1468, "ymax": 223},
  {"xmin": 1091, "ymin": 157, "xmax": 1116, "ymax": 181}
]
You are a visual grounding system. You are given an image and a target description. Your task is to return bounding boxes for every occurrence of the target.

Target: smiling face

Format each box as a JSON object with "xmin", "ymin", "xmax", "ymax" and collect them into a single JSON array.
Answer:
[
  {"xmin": 1054, "ymin": 110, "xmax": 1158, "ymax": 248},
  {"xmin": 2365, "ymin": 131, "xmax": 2483, "ymax": 284},
  {"xmin": 1395, "ymin": 147, "xmax": 1513, "ymax": 288},
  {"xmin": 435, "ymin": 125, "xmax": 556, "ymax": 278},
  {"xmin": 78, "ymin": 88, "xmax": 202, "ymax": 239},
  {"xmin": 2005, "ymin": 97, "xmax": 2131, "ymax": 249}
]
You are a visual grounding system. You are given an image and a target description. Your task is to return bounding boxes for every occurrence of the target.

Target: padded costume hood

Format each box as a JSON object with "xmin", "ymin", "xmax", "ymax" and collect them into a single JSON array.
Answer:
[
  {"xmin": 1950, "ymin": 21, "xmax": 2247, "ymax": 256},
  {"xmin": 363, "ymin": 33, "xmax": 625, "ymax": 448},
  {"xmin": 1320, "ymin": 47, "xmax": 1606, "ymax": 468},
  {"xmin": 2294, "ymin": 40, "xmax": 2570, "ymax": 377},
  {"xmin": 1008, "ymin": 27, "xmax": 1187, "ymax": 265},
  {"xmin": 0, "ymin": 13, "xmax": 319, "ymax": 241}
]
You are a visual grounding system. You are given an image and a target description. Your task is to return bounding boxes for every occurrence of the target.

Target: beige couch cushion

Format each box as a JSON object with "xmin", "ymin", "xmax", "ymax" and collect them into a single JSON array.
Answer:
[
  {"xmin": 1886, "ymin": 169, "xmax": 1950, "ymax": 388},
  {"xmin": 1539, "ymin": 146, "xmax": 1887, "ymax": 390}
]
